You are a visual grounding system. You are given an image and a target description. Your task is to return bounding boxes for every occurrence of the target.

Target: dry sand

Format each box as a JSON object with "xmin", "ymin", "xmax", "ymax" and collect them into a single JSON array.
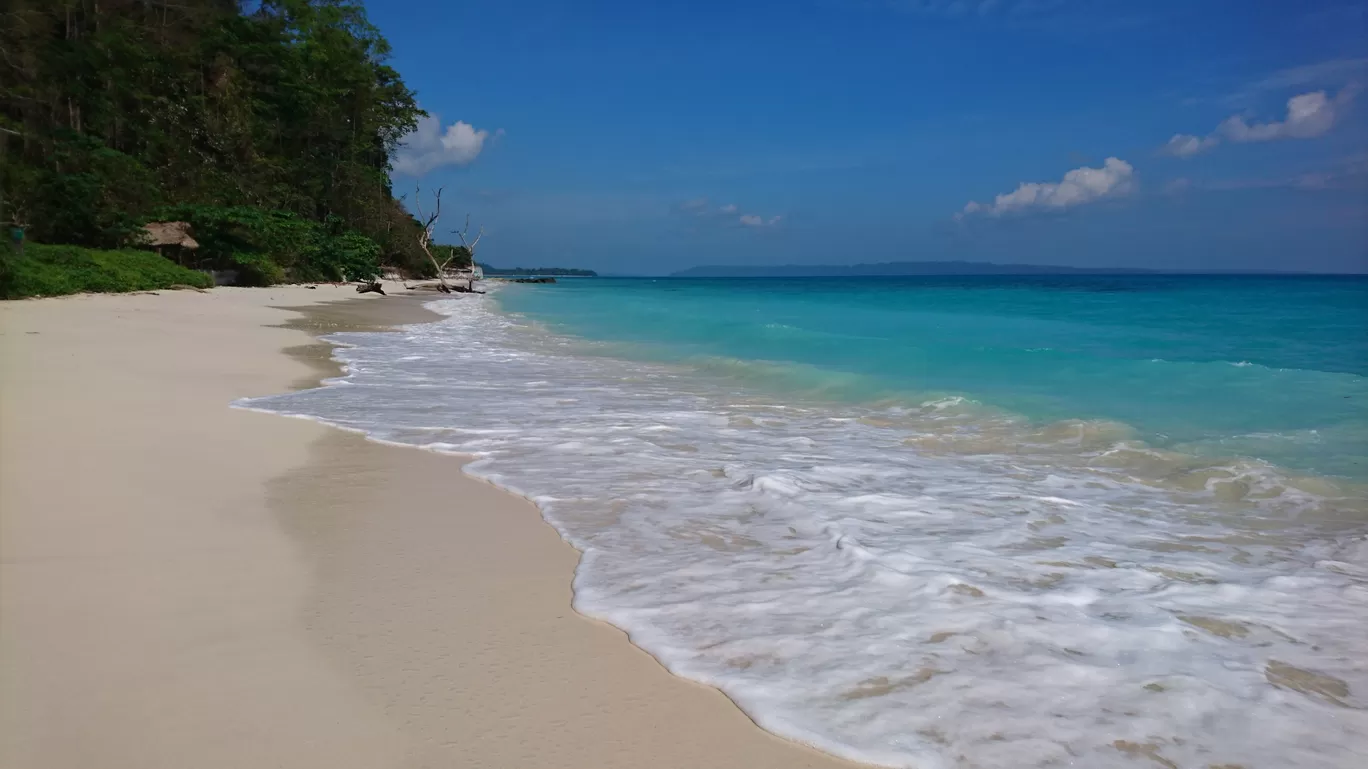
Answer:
[{"xmin": 0, "ymin": 286, "xmax": 861, "ymax": 769}]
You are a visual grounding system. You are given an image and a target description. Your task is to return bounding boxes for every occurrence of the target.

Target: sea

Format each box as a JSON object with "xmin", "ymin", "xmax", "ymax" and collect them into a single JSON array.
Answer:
[{"xmin": 242, "ymin": 275, "xmax": 1368, "ymax": 769}]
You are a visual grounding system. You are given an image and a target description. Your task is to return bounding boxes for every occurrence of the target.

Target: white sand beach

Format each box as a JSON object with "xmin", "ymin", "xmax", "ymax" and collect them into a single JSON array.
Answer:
[{"xmin": 0, "ymin": 287, "xmax": 859, "ymax": 769}]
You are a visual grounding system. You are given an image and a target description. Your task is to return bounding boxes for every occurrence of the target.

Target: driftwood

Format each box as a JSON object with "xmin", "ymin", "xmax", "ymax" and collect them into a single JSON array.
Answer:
[
  {"xmin": 405, "ymin": 282, "xmax": 482, "ymax": 294},
  {"xmin": 356, "ymin": 280, "xmax": 386, "ymax": 295}
]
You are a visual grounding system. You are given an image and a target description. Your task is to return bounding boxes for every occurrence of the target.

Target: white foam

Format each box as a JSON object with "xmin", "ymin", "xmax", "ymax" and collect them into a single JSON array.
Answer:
[{"xmin": 241, "ymin": 295, "xmax": 1368, "ymax": 769}]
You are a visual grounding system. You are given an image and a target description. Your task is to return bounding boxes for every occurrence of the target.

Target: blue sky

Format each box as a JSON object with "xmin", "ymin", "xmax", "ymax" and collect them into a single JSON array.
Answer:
[{"xmin": 368, "ymin": 0, "xmax": 1368, "ymax": 274}]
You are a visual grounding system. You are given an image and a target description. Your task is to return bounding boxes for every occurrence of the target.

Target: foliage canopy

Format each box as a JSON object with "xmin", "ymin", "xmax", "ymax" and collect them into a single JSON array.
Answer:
[{"xmin": 1, "ymin": 0, "xmax": 434, "ymax": 285}]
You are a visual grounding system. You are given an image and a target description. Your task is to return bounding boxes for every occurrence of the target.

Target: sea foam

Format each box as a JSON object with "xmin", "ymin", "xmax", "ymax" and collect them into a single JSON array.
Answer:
[{"xmin": 242, "ymin": 294, "xmax": 1368, "ymax": 769}]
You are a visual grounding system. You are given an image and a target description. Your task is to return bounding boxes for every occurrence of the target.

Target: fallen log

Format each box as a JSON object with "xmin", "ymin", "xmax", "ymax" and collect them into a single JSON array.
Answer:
[{"xmin": 407, "ymin": 282, "xmax": 483, "ymax": 294}]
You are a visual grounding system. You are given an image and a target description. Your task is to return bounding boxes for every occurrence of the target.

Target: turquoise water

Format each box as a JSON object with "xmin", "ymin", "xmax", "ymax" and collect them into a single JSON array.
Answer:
[
  {"xmin": 499, "ymin": 275, "xmax": 1368, "ymax": 480},
  {"xmin": 246, "ymin": 278, "xmax": 1368, "ymax": 767}
]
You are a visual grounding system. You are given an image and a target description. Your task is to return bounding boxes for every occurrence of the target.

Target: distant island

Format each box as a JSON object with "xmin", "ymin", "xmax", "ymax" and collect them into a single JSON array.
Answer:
[
  {"xmin": 480, "ymin": 264, "xmax": 598, "ymax": 277},
  {"xmin": 670, "ymin": 261, "xmax": 1300, "ymax": 278}
]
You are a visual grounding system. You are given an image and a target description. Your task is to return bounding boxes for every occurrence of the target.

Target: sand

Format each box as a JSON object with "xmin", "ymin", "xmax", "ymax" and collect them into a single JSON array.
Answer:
[{"xmin": 0, "ymin": 286, "xmax": 860, "ymax": 769}]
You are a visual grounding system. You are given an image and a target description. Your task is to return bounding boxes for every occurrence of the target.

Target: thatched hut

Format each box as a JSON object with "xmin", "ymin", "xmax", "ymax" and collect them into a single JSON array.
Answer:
[{"xmin": 140, "ymin": 221, "xmax": 200, "ymax": 262}]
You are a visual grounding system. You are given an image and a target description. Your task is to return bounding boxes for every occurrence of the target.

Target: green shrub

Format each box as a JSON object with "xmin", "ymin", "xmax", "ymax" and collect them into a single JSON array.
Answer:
[
  {"xmin": 149, "ymin": 205, "xmax": 382, "ymax": 284},
  {"xmin": 228, "ymin": 250, "xmax": 287, "ymax": 287},
  {"xmin": 1, "ymin": 243, "xmax": 214, "ymax": 299},
  {"xmin": 303, "ymin": 230, "xmax": 382, "ymax": 283}
]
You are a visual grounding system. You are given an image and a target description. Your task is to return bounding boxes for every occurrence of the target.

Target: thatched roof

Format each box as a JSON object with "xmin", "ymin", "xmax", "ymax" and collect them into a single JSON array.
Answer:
[{"xmin": 142, "ymin": 221, "xmax": 199, "ymax": 249}]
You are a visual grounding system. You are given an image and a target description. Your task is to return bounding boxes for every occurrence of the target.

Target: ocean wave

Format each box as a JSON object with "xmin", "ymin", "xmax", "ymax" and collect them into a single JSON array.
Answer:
[{"xmin": 241, "ymin": 295, "xmax": 1368, "ymax": 769}]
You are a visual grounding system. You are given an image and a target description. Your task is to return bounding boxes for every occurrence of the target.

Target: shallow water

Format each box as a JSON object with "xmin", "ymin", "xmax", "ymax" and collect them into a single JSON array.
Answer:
[
  {"xmin": 498, "ymin": 276, "xmax": 1368, "ymax": 479},
  {"xmin": 244, "ymin": 276, "xmax": 1368, "ymax": 768}
]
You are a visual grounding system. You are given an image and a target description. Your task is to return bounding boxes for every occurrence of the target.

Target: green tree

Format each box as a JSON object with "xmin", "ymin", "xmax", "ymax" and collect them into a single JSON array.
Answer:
[{"xmin": 0, "ymin": 0, "xmax": 428, "ymax": 283}]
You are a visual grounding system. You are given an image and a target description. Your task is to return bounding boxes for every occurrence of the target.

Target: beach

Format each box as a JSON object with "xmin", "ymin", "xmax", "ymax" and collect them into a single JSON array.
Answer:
[
  {"xmin": 237, "ymin": 276, "xmax": 1365, "ymax": 769},
  {"xmin": 0, "ymin": 287, "xmax": 859, "ymax": 769},
  {"xmin": 9, "ymin": 2, "xmax": 1363, "ymax": 766}
]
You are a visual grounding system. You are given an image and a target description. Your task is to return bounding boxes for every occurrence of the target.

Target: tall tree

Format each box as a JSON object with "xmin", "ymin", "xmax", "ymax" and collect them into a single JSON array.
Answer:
[{"xmin": 0, "ymin": 0, "xmax": 429, "ymax": 276}]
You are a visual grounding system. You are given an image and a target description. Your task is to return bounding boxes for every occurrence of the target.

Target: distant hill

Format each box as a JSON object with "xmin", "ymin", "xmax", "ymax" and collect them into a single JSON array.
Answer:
[
  {"xmin": 479, "ymin": 264, "xmax": 597, "ymax": 277},
  {"xmin": 670, "ymin": 261, "xmax": 1171, "ymax": 278},
  {"xmin": 666, "ymin": 261, "xmax": 1331, "ymax": 278}
]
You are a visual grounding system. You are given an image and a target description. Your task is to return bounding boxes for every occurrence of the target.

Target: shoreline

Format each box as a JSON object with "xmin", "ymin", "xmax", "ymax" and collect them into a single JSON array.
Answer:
[
  {"xmin": 255, "ymin": 284, "xmax": 1368, "ymax": 768},
  {"xmin": 0, "ymin": 287, "xmax": 861, "ymax": 768}
]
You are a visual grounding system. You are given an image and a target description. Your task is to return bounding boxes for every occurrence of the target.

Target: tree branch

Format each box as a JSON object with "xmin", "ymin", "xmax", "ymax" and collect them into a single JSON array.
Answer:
[{"xmin": 411, "ymin": 185, "xmax": 452, "ymax": 292}]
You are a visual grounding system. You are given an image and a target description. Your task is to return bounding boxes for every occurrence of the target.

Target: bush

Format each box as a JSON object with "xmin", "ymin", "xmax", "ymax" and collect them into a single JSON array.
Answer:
[
  {"xmin": 227, "ymin": 250, "xmax": 287, "ymax": 287},
  {"xmin": 1, "ymin": 243, "xmax": 214, "ymax": 299},
  {"xmin": 304, "ymin": 231, "xmax": 382, "ymax": 283},
  {"xmin": 149, "ymin": 205, "xmax": 382, "ymax": 284}
]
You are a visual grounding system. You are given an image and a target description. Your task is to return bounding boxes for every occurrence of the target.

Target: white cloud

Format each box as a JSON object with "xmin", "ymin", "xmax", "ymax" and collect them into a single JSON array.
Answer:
[
  {"xmin": 740, "ymin": 214, "xmax": 783, "ymax": 227},
  {"xmin": 958, "ymin": 157, "xmax": 1134, "ymax": 218},
  {"xmin": 1160, "ymin": 87, "xmax": 1357, "ymax": 158},
  {"xmin": 392, "ymin": 115, "xmax": 491, "ymax": 176},
  {"xmin": 1218, "ymin": 89, "xmax": 1345, "ymax": 141},
  {"xmin": 679, "ymin": 198, "xmax": 781, "ymax": 228},
  {"xmin": 1160, "ymin": 133, "xmax": 1221, "ymax": 158}
]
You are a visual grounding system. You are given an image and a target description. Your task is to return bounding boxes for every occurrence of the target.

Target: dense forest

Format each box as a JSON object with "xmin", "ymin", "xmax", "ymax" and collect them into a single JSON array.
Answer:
[{"xmin": 1, "ymin": 0, "xmax": 455, "ymax": 293}]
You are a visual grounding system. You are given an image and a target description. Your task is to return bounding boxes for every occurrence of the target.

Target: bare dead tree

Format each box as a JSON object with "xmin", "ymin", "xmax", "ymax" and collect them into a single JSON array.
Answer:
[
  {"xmin": 452, "ymin": 214, "xmax": 484, "ymax": 291},
  {"xmin": 412, "ymin": 185, "xmax": 454, "ymax": 293},
  {"xmin": 409, "ymin": 186, "xmax": 487, "ymax": 293}
]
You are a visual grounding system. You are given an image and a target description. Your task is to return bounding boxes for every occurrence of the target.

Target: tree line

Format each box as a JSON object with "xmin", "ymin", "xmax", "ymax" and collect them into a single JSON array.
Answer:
[{"xmin": 1, "ymin": 0, "xmax": 446, "ymax": 285}]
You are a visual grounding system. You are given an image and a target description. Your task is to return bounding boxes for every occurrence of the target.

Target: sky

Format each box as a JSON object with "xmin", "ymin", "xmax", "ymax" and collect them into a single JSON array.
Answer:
[{"xmin": 366, "ymin": 0, "xmax": 1368, "ymax": 275}]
